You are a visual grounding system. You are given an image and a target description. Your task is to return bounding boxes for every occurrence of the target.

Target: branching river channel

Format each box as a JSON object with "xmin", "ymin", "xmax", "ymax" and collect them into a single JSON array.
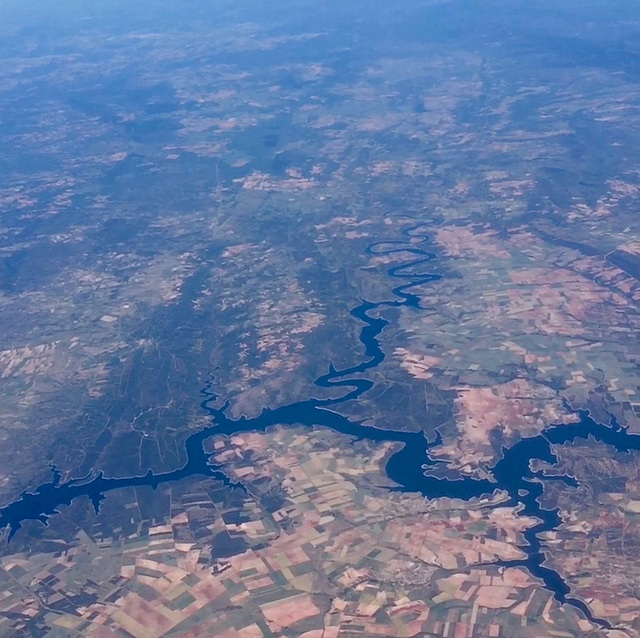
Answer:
[{"xmin": 2, "ymin": 224, "xmax": 637, "ymax": 630}]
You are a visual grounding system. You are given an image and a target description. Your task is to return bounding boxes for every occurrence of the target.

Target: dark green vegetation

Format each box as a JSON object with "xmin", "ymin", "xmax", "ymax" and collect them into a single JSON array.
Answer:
[{"xmin": 2, "ymin": 0, "xmax": 640, "ymax": 634}]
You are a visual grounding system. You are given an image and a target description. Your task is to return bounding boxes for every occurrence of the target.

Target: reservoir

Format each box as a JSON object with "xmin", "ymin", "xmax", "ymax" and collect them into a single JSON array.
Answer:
[{"xmin": 0, "ymin": 224, "xmax": 628, "ymax": 629}]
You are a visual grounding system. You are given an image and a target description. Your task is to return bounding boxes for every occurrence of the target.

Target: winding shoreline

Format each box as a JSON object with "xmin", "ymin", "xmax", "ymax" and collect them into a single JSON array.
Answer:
[{"xmin": 1, "ymin": 224, "xmax": 634, "ymax": 629}]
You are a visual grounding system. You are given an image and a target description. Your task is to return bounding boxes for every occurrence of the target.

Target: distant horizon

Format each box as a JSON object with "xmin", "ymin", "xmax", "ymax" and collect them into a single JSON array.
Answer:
[{"xmin": 0, "ymin": 1, "xmax": 639, "ymax": 636}]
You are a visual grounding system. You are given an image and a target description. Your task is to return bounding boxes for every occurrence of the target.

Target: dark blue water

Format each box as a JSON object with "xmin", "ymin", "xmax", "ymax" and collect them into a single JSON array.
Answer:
[{"xmin": 0, "ymin": 224, "xmax": 631, "ymax": 629}]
